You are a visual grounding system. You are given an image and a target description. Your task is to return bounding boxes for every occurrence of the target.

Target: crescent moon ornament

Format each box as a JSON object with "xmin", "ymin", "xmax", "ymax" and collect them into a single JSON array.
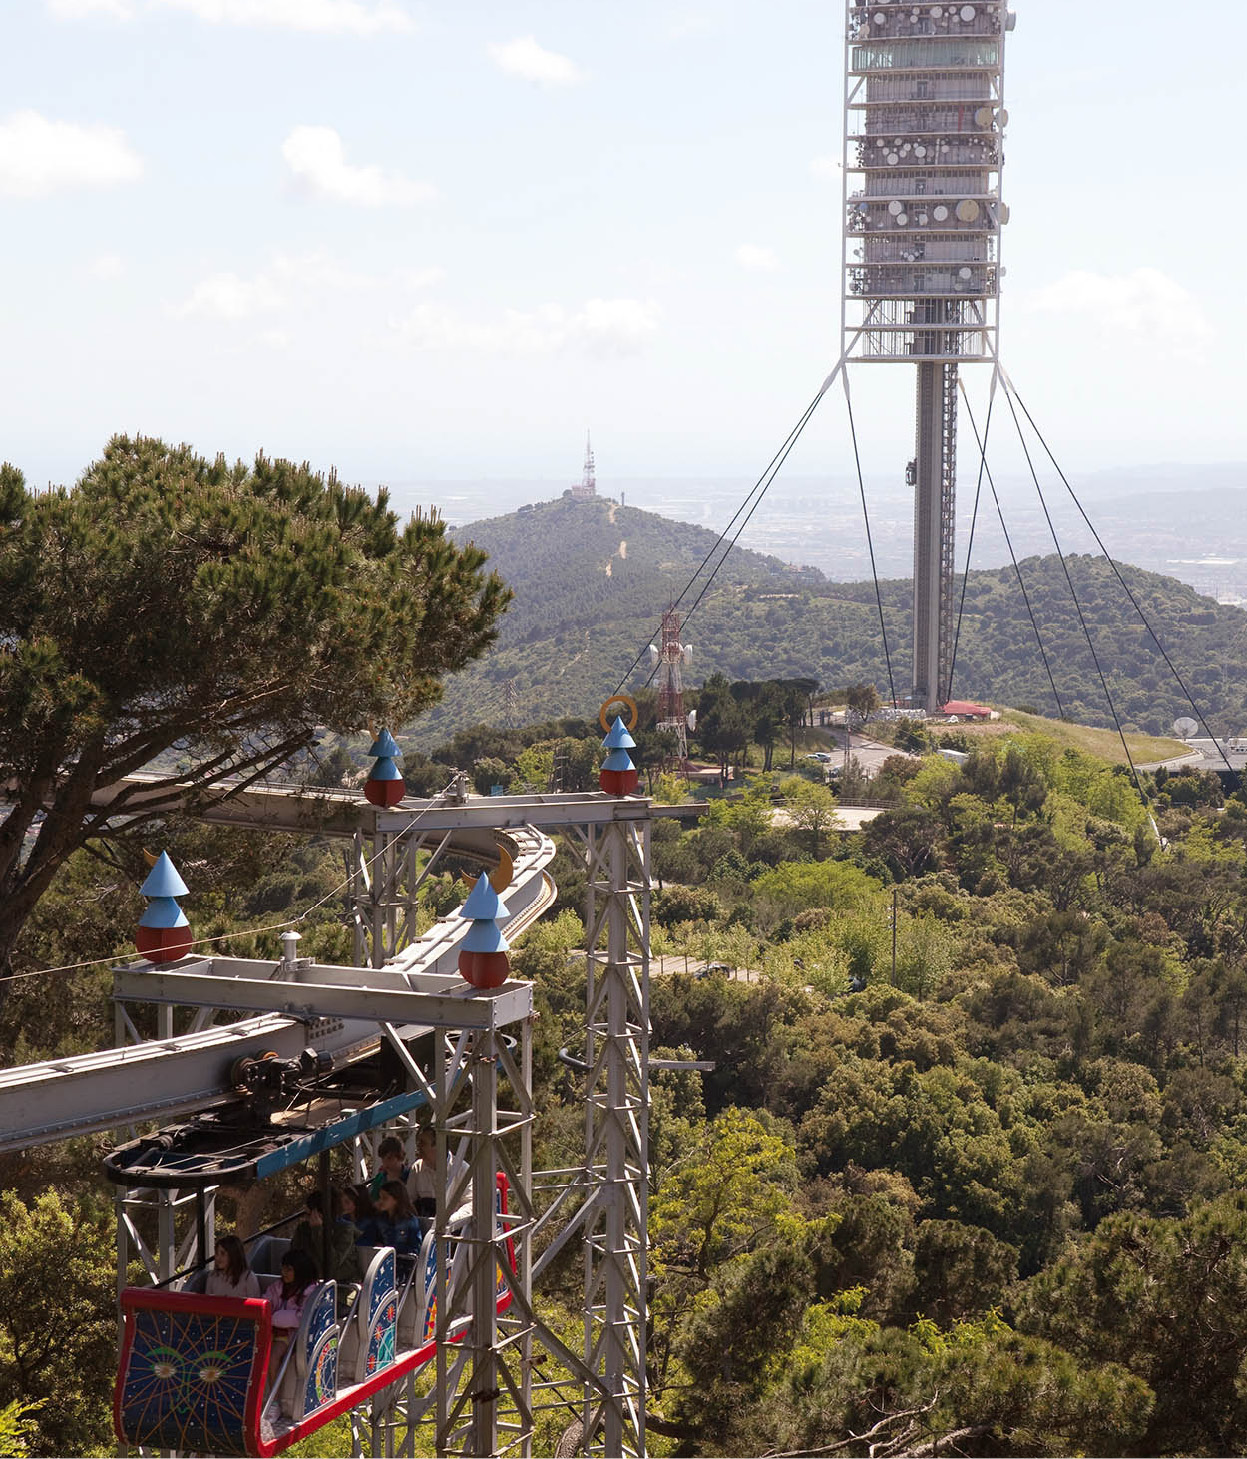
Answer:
[
  {"xmin": 599, "ymin": 694, "xmax": 639, "ymax": 733},
  {"xmin": 489, "ymin": 844, "xmax": 515, "ymax": 894}
]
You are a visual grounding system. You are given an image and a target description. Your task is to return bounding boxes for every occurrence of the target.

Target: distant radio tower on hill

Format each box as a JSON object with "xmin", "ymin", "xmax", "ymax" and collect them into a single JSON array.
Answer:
[{"xmin": 570, "ymin": 431, "xmax": 597, "ymax": 499}]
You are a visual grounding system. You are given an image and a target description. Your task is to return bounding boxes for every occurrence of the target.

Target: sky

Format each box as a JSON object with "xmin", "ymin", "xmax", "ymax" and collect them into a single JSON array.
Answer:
[{"xmin": 3, "ymin": 0, "xmax": 1245, "ymax": 505}]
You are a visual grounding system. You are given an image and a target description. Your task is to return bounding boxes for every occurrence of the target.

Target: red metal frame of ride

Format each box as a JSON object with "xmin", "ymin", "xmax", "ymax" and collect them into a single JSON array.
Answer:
[{"xmin": 114, "ymin": 1175, "xmax": 517, "ymax": 1459}]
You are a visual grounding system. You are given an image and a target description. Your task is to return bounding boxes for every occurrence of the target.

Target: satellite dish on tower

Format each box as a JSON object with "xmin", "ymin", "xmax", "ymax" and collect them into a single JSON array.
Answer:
[{"xmin": 1173, "ymin": 716, "xmax": 1199, "ymax": 740}]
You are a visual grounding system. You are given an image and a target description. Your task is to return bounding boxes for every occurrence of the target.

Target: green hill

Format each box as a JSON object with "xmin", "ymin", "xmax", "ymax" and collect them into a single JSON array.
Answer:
[{"xmin": 413, "ymin": 495, "xmax": 1247, "ymax": 743}]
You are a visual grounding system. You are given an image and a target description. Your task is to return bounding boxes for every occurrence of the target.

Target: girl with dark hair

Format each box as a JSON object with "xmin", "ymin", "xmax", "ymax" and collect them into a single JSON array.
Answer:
[
  {"xmin": 375, "ymin": 1180, "xmax": 423, "ymax": 1255},
  {"xmin": 264, "ymin": 1248, "xmax": 318, "ymax": 1332},
  {"xmin": 206, "ymin": 1235, "xmax": 260, "ymax": 1298},
  {"xmin": 342, "ymin": 1183, "xmax": 385, "ymax": 1247},
  {"xmin": 262, "ymin": 1248, "xmax": 320, "ymax": 1426}
]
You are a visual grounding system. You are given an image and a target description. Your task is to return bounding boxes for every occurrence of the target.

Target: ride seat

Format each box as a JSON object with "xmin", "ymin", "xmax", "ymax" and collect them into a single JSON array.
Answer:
[
  {"xmin": 247, "ymin": 1233, "xmax": 290, "ymax": 1276},
  {"xmin": 339, "ymin": 1247, "xmax": 399, "ymax": 1387}
]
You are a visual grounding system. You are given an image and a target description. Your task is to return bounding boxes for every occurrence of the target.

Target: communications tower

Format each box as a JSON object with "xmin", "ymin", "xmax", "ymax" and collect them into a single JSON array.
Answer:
[
  {"xmin": 652, "ymin": 606, "xmax": 691, "ymax": 763},
  {"xmin": 572, "ymin": 430, "xmax": 597, "ymax": 499},
  {"xmin": 841, "ymin": 0, "xmax": 1014, "ymax": 710}
]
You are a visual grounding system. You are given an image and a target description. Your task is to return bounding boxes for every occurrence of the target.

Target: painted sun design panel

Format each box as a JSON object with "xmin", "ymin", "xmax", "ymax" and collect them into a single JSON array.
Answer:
[{"xmin": 120, "ymin": 1305, "xmax": 259, "ymax": 1455}]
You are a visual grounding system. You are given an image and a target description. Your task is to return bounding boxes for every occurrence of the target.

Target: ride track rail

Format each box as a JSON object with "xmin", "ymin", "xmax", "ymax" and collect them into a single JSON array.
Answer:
[{"xmin": 0, "ymin": 782, "xmax": 558, "ymax": 1155}]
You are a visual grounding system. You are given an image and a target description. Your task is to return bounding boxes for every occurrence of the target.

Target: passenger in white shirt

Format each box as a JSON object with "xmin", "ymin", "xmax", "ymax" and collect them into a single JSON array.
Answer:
[{"xmin": 205, "ymin": 1235, "xmax": 261, "ymax": 1299}]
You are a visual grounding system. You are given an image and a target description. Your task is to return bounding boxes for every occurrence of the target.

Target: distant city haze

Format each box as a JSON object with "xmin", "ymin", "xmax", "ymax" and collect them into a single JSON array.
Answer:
[{"xmin": 391, "ymin": 463, "xmax": 1247, "ymax": 605}]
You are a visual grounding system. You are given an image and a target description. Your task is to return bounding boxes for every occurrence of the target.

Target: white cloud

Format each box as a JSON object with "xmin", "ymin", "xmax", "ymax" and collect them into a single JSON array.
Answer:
[
  {"xmin": 809, "ymin": 155, "xmax": 840, "ymax": 181},
  {"xmin": 46, "ymin": 0, "xmax": 136, "ymax": 17},
  {"xmin": 281, "ymin": 125, "xmax": 436, "ymax": 207},
  {"xmin": 150, "ymin": 0, "xmax": 415, "ymax": 33},
  {"xmin": 391, "ymin": 297, "xmax": 659, "ymax": 356},
  {"xmin": 1026, "ymin": 267, "xmax": 1213, "ymax": 361},
  {"xmin": 170, "ymin": 249, "xmax": 414, "ymax": 321},
  {"xmin": 0, "ymin": 110, "xmax": 143, "ymax": 197},
  {"xmin": 574, "ymin": 298, "xmax": 661, "ymax": 354},
  {"xmin": 398, "ymin": 266, "xmax": 447, "ymax": 291},
  {"xmin": 86, "ymin": 252, "xmax": 125, "ymax": 279},
  {"xmin": 172, "ymin": 270, "xmax": 284, "ymax": 321},
  {"xmin": 735, "ymin": 244, "xmax": 780, "ymax": 273},
  {"xmin": 488, "ymin": 36, "xmax": 586, "ymax": 87}
]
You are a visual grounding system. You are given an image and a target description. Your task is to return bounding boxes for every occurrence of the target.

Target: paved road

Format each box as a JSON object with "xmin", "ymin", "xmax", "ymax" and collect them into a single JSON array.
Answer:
[
  {"xmin": 1137, "ymin": 740, "xmax": 1247, "ymax": 773},
  {"xmin": 651, "ymin": 955, "xmax": 762, "ymax": 984},
  {"xmin": 771, "ymin": 803, "xmax": 884, "ymax": 831}
]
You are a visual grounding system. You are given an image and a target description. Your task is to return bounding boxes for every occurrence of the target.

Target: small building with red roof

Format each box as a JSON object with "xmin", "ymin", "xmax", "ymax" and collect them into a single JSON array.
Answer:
[{"xmin": 939, "ymin": 700, "xmax": 999, "ymax": 721}]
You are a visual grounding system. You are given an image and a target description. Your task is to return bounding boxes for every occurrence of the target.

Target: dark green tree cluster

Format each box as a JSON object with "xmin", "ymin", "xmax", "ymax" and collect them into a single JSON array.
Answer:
[
  {"xmin": 620, "ymin": 725, "xmax": 1247, "ymax": 1455},
  {"xmin": 0, "ymin": 437, "xmax": 509, "ymax": 976}
]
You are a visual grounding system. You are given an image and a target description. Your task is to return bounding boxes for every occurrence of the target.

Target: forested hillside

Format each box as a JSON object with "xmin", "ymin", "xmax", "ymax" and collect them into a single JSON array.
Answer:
[
  {"xmin": 6, "ymin": 702, "xmax": 1247, "ymax": 1454},
  {"xmin": 429, "ymin": 495, "xmax": 1247, "ymax": 742}
]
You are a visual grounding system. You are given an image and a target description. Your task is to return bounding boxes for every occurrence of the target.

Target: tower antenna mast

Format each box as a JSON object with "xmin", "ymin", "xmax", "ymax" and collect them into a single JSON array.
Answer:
[
  {"xmin": 842, "ymin": 0, "xmax": 1015, "ymax": 710},
  {"xmin": 654, "ymin": 607, "xmax": 691, "ymax": 766}
]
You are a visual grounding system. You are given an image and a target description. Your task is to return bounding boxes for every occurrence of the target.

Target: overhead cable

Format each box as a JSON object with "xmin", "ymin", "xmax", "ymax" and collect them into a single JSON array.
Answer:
[
  {"xmin": 841, "ymin": 370, "xmax": 899, "ymax": 711},
  {"xmin": 947, "ymin": 371, "xmax": 997, "ymax": 705},
  {"xmin": 958, "ymin": 383, "xmax": 1066, "ymax": 720},
  {"xmin": 612, "ymin": 377, "xmax": 832, "ymax": 697},
  {"xmin": 1003, "ymin": 376, "xmax": 1235, "ymax": 776},
  {"xmin": 998, "ymin": 378, "xmax": 1147, "ymax": 804}
]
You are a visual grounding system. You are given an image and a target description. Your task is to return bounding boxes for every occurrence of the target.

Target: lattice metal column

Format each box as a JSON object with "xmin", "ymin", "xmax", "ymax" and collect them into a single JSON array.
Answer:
[
  {"xmin": 581, "ymin": 817, "xmax": 650, "ymax": 1457},
  {"xmin": 349, "ymin": 825, "xmax": 456, "ymax": 968},
  {"xmin": 433, "ymin": 1014, "xmax": 536, "ymax": 1458}
]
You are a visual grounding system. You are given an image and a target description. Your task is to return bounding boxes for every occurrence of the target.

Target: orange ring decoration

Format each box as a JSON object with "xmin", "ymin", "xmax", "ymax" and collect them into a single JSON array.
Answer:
[{"xmin": 599, "ymin": 695, "xmax": 639, "ymax": 733}]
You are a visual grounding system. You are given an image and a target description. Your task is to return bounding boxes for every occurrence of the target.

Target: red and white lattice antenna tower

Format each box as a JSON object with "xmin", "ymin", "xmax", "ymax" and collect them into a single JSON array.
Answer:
[
  {"xmin": 651, "ymin": 605, "xmax": 691, "ymax": 764},
  {"xmin": 572, "ymin": 430, "xmax": 597, "ymax": 499}
]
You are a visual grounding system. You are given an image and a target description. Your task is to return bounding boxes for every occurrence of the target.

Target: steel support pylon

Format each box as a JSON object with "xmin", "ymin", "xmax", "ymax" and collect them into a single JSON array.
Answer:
[
  {"xmin": 580, "ymin": 818, "xmax": 650, "ymax": 1457},
  {"xmin": 349, "ymin": 826, "xmax": 433, "ymax": 968},
  {"xmin": 433, "ymin": 1018, "xmax": 536, "ymax": 1458}
]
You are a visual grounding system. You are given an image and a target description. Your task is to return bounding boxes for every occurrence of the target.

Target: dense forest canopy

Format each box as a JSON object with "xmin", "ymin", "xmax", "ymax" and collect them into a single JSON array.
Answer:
[
  {"xmin": 5, "ymin": 458, "xmax": 1247, "ymax": 1455},
  {"xmin": 5, "ymin": 687, "xmax": 1247, "ymax": 1455}
]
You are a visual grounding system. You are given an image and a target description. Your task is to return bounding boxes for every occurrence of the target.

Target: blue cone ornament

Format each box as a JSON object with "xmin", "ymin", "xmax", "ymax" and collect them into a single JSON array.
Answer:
[
  {"xmin": 599, "ymin": 716, "xmax": 638, "ymax": 796},
  {"xmin": 136, "ymin": 851, "xmax": 192, "ymax": 962},
  {"xmin": 365, "ymin": 727, "xmax": 405, "ymax": 807},
  {"xmin": 457, "ymin": 874, "xmax": 512, "ymax": 989}
]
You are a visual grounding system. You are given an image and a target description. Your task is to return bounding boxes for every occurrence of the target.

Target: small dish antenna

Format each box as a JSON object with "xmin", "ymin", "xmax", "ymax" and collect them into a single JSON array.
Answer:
[{"xmin": 1173, "ymin": 716, "xmax": 1199, "ymax": 740}]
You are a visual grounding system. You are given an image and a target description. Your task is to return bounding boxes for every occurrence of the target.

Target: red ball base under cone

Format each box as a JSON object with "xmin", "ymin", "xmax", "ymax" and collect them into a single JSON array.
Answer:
[
  {"xmin": 364, "ymin": 778, "xmax": 406, "ymax": 807},
  {"xmin": 599, "ymin": 767, "xmax": 639, "ymax": 796},
  {"xmin": 458, "ymin": 949, "xmax": 511, "ymax": 989},
  {"xmin": 136, "ymin": 924, "xmax": 193, "ymax": 963}
]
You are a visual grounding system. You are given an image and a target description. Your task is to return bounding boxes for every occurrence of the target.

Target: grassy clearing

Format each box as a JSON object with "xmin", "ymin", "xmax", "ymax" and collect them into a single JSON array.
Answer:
[{"xmin": 931, "ymin": 708, "xmax": 1191, "ymax": 765}]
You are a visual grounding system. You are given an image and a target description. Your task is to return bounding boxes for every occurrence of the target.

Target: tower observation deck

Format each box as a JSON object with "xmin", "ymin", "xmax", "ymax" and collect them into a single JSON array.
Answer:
[{"xmin": 842, "ymin": 0, "xmax": 1015, "ymax": 710}]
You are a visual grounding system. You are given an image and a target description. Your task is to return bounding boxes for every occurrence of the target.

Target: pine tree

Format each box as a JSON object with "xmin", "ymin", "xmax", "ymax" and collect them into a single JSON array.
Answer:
[{"xmin": 0, "ymin": 437, "xmax": 509, "ymax": 975}]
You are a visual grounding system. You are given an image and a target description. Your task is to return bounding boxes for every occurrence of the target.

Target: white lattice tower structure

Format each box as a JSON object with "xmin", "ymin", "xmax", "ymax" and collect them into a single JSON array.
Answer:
[{"xmin": 842, "ymin": 0, "xmax": 1014, "ymax": 709}]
